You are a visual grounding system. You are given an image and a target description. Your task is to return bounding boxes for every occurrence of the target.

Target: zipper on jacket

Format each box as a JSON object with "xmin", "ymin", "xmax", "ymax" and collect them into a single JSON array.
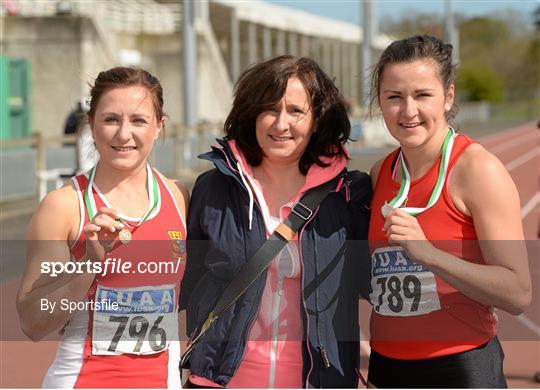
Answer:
[
  {"xmin": 317, "ymin": 345, "xmax": 331, "ymax": 368},
  {"xmin": 313, "ymin": 227, "xmax": 329, "ymax": 389},
  {"xmin": 298, "ymin": 206, "xmax": 320, "ymax": 389}
]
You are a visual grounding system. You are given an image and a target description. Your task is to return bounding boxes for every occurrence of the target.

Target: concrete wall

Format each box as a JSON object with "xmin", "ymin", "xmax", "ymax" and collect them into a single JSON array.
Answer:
[
  {"xmin": 137, "ymin": 33, "xmax": 183, "ymax": 130},
  {"xmin": 1, "ymin": 16, "xmax": 115, "ymax": 138},
  {"xmin": 1, "ymin": 14, "xmax": 232, "ymax": 139},
  {"xmin": 139, "ymin": 27, "xmax": 232, "ymax": 129}
]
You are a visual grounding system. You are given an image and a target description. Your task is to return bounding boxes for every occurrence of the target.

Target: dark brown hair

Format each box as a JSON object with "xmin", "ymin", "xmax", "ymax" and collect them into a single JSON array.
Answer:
[
  {"xmin": 224, "ymin": 55, "xmax": 350, "ymax": 174},
  {"xmin": 370, "ymin": 35, "xmax": 458, "ymax": 121},
  {"xmin": 87, "ymin": 67, "xmax": 165, "ymax": 127}
]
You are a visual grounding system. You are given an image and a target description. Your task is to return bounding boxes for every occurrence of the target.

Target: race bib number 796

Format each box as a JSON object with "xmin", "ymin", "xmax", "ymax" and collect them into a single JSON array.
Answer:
[
  {"xmin": 92, "ymin": 285, "xmax": 177, "ymax": 355},
  {"xmin": 369, "ymin": 247, "xmax": 441, "ymax": 317}
]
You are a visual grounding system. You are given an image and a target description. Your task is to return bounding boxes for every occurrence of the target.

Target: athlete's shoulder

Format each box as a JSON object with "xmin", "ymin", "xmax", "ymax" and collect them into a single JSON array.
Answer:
[
  {"xmin": 370, "ymin": 158, "xmax": 385, "ymax": 188},
  {"xmin": 450, "ymin": 142, "xmax": 517, "ymax": 213},
  {"xmin": 165, "ymin": 175, "xmax": 189, "ymax": 199},
  {"xmin": 37, "ymin": 181, "xmax": 79, "ymax": 216},
  {"xmin": 160, "ymin": 173, "xmax": 190, "ymax": 218},
  {"xmin": 370, "ymin": 147, "xmax": 399, "ymax": 189},
  {"xmin": 454, "ymin": 142, "xmax": 506, "ymax": 181},
  {"xmin": 27, "ymin": 181, "xmax": 79, "ymax": 240}
]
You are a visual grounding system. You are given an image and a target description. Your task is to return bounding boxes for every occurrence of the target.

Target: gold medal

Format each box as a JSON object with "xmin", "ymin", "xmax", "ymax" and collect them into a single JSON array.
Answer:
[{"xmin": 119, "ymin": 229, "xmax": 132, "ymax": 244}]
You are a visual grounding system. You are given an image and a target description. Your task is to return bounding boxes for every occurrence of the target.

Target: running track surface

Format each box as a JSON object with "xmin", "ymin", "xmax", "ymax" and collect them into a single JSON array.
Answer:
[{"xmin": 1, "ymin": 122, "xmax": 538, "ymax": 388}]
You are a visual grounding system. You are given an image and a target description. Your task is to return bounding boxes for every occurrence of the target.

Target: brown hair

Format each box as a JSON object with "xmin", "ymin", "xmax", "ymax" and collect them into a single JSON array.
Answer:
[
  {"xmin": 370, "ymin": 35, "xmax": 458, "ymax": 121},
  {"xmin": 87, "ymin": 67, "xmax": 165, "ymax": 127},
  {"xmin": 224, "ymin": 55, "xmax": 350, "ymax": 175}
]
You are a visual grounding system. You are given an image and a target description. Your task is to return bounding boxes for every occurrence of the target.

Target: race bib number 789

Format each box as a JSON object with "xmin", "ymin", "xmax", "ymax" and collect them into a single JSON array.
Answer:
[{"xmin": 369, "ymin": 247, "xmax": 441, "ymax": 317}]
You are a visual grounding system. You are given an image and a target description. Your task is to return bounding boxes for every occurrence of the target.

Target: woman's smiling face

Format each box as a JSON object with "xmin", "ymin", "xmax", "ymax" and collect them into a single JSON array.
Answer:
[
  {"xmin": 89, "ymin": 85, "xmax": 162, "ymax": 171},
  {"xmin": 379, "ymin": 58, "xmax": 454, "ymax": 150},
  {"xmin": 255, "ymin": 77, "xmax": 314, "ymax": 166}
]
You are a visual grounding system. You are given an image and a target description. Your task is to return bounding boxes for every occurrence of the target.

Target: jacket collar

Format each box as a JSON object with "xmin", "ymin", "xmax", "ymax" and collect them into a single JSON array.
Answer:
[
  {"xmin": 199, "ymin": 138, "xmax": 242, "ymax": 182},
  {"xmin": 227, "ymin": 139, "xmax": 348, "ymax": 199},
  {"xmin": 200, "ymin": 138, "xmax": 348, "ymax": 231}
]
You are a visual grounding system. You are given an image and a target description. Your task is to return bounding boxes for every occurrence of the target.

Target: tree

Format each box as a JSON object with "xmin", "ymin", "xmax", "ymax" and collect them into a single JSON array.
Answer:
[
  {"xmin": 458, "ymin": 14, "xmax": 537, "ymax": 102},
  {"xmin": 457, "ymin": 62, "xmax": 503, "ymax": 102},
  {"xmin": 380, "ymin": 13, "xmax": 443, "ymax": 39},
  {"xmin": 458, "ymin": 17, "xmax": 511, "ymax": 60}
]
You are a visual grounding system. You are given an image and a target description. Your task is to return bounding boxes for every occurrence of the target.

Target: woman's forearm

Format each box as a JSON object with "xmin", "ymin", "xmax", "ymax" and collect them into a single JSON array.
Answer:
[
  {"xmin": 17, "ymin": 270, "xmax": 95, "ymax": 340},
  {"xmin": 421, "ymin": 245, "xmax": 531, "ymax": 315}
]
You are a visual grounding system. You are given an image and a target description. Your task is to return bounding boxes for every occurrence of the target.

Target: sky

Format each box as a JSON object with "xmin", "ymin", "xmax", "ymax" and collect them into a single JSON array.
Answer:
[{"xmin": 265, "ymin": 1, "xmax": 539, "ymax": 26}]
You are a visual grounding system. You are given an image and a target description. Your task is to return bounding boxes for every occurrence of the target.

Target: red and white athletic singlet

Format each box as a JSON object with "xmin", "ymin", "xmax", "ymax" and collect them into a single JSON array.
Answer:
[
  {"xmin": 368, "ymin": 134, "xmax": 496, "ymax": 360},
  {"xmin": 42, "ymin": 168, "xmax": 186, "ymax": 388}
]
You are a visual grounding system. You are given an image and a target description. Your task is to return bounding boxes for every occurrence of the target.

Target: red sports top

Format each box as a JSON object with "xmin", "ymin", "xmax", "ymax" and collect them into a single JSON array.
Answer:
[
  {"xmin": 42, "ymin": 168, "xmax": 186, "ymax": 388},
  {"xmin": 368, "ymin": 134, "xmax": 496, "ymax": 360}
]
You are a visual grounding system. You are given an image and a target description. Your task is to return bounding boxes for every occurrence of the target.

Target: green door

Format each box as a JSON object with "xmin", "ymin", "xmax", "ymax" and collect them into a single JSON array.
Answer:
[{"xmin": 0, "ymin": 56, "xmax": 31, "ymax": 140}]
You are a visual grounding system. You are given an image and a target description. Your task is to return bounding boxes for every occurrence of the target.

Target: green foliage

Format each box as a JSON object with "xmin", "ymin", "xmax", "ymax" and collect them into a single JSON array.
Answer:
[
  {"xmin": 381, "ymin": 13, "xmax": 443, "ymax": 39},
  {"xmin": 381, "ymin": 10, "xmax": 538, "ymax": 104},
  {"xmin": 517, "ymin": 36, "xmax": 540, "ymax": 99},
  {"xmin": 457, "ymin": 62, "xmax": 503, "ymax": 102},
  {"xmin": 457, "ymin": 15, "xmax": 537, "ymax": 103},
  {"xmin": 459, "ymin": 17, "xmax": 510, "ymax": 51}
]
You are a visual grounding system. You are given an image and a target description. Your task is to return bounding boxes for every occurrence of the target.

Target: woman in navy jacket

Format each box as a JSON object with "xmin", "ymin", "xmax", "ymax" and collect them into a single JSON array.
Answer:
[{"xmin": 179, "ymin": 55, "xmax": 372, "ymax": 388}]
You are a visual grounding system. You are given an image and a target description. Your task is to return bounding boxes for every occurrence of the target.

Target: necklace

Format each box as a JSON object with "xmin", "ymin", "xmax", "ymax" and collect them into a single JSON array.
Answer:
[
  {"xmin": 381, "ymin": 127, "xmax": 456, "ymax": 218},
  {"xmin": 84, "ymin": 163, "xmax": 160, "ymax": 244}
]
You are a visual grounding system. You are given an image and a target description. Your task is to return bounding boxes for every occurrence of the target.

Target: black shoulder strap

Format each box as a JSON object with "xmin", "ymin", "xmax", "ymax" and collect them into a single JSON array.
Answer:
[{"xmin": 180, "ymin": 174, "xmax": 342, "ymax": 367}]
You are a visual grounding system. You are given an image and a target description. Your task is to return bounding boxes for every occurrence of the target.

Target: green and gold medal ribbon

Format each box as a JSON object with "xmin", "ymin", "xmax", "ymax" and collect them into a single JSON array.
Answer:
[
  {"xmin": 381, "ymin": 127, "xmax": 457, "ymax": 218},
  {"xmin": 84, "ymin": 163, "xmax": 160, "ymax": 243}
]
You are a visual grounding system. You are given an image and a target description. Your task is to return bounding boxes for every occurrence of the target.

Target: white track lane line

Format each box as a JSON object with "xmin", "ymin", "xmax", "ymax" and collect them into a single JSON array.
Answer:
[
  {"xmin": 488, "ymin": 133, "xmax": 538, "ymax": 155},
  {"xmin": 480, "ymin": 122, "xmax": 535, "ymax": 146},
  {"xmin": 516, "ymin": 314, "xmax": 540, "ymax": 337},
  {"xmin": 505, "ymin": 148, "xmax": 539, "ymax": 172},
  {"xmin": 521, "ymin": 192, "xmax": 540, "ymax": 219}
]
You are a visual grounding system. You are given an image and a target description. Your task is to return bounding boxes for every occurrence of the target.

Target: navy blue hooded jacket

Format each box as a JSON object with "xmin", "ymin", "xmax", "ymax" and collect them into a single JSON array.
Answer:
[{"xmin": 179, "ymin": 139, "xmax": 372, "ymax": 387}]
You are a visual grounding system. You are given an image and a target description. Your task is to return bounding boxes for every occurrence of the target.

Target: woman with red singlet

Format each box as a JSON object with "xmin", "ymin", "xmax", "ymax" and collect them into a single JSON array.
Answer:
[
  {"xmin": 17, "ymin": 67, "xmax": 189, "ymax": 388},
  {"xmin": 366, "ymin": 35, "xmax": 531, "ymax": 388}
]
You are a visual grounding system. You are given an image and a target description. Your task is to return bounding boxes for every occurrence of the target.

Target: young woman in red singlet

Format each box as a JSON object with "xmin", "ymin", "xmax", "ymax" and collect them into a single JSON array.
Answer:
[
  {"xmin": 366, "ymin": 35, "xmax": 531, "ymax": 388},
  {"xmin": 17, "ymin": 67, "xmax": 189, "ymax": 388}
]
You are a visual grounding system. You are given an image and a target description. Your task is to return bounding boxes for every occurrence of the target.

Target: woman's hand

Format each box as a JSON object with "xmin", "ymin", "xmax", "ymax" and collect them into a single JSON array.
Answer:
[
  {"xmin": 84, "ymin": 207, "xmax": 123, "ymax": 262},
  {"xmin": 383, "ymin": 208, "xmax": 435, "ymax": 264}
]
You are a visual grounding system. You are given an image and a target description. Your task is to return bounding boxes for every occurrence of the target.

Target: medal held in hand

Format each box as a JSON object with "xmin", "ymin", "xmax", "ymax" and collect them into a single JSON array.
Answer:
[
  {"xmin": 85, "ymin": 163, "xmax": 160, "ymax": 244},
  {"xmin": 381, "ymin": 127, "xmax": 456, "ymax": 218},
  {"xmin": 118, "ymin": 228, "xmax": 133, "ymax": 244}
]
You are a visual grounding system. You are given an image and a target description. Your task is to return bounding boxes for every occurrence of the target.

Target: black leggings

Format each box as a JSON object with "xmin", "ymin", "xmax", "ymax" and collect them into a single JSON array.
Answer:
[{"xmin": 368, "ymin": 337, "xmax": 508, "ymax": 388}]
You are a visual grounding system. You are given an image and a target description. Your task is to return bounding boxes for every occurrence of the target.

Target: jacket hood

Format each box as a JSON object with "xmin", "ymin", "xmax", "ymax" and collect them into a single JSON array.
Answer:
[{"xmin": 200, "ymin": 138, "xmax": 348, "ymax": 230}]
